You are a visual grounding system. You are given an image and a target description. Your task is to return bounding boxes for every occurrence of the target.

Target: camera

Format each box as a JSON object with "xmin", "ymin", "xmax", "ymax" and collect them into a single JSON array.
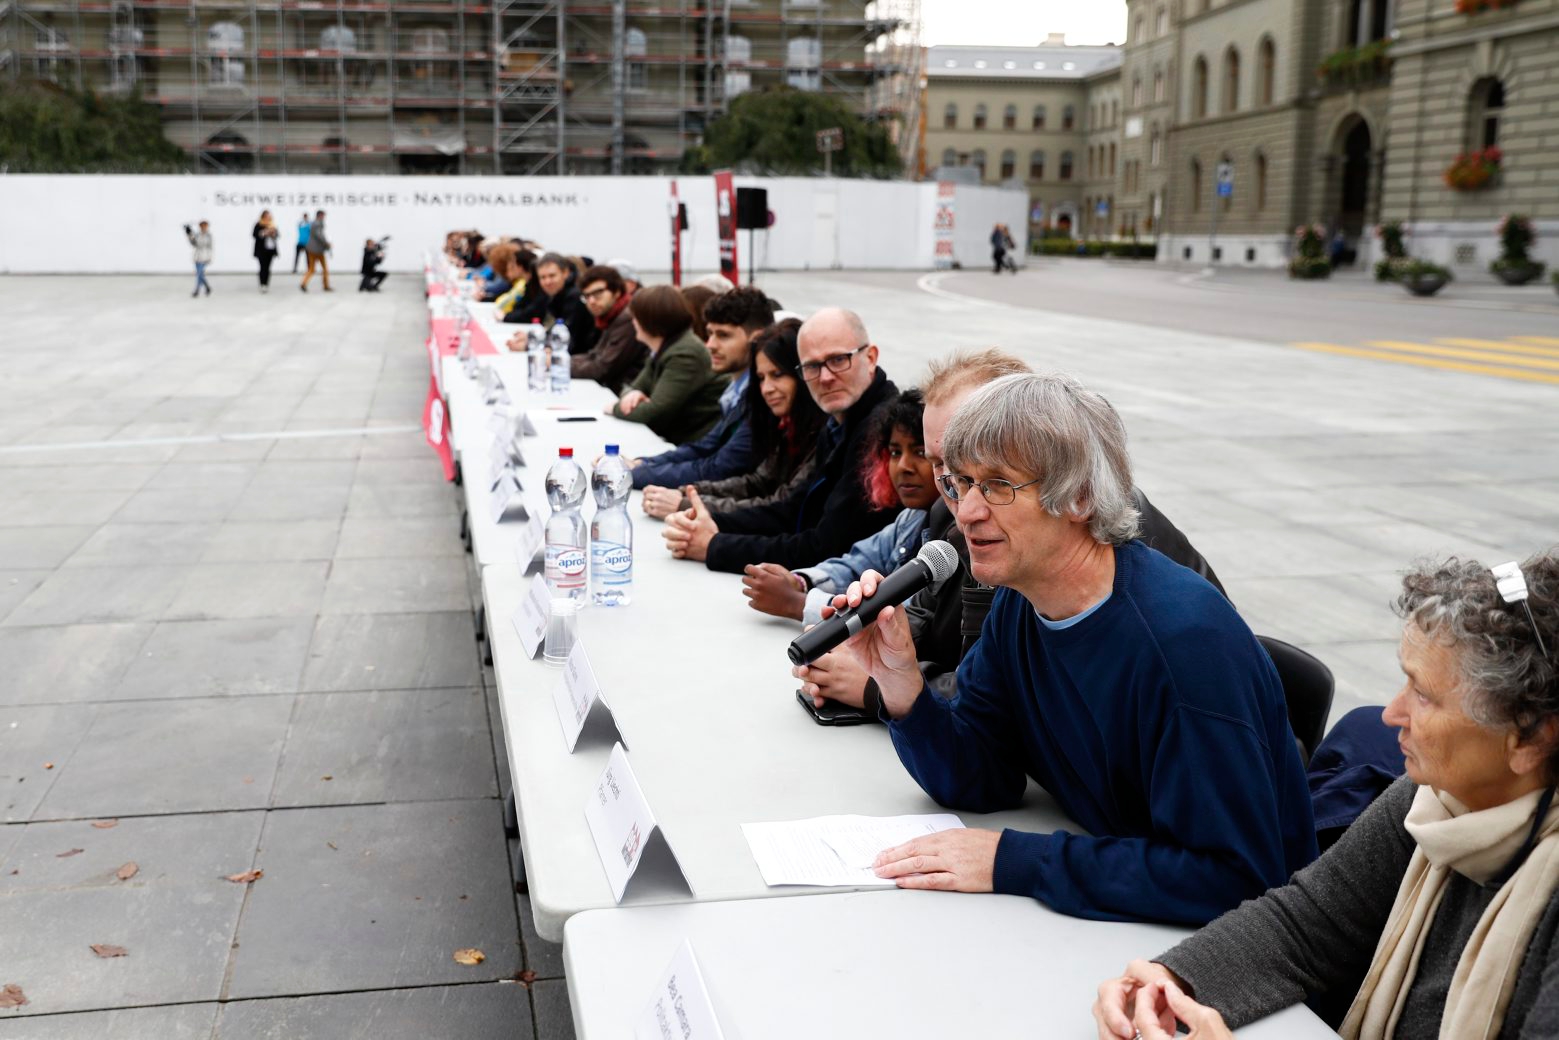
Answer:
[{"xmin": 182, "ymin": 224, "xmax": 192, "ymax": 235}]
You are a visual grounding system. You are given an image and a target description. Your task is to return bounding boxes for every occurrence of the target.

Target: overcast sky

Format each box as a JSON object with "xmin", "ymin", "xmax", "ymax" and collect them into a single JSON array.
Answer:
[{"xmin": 919, "ymin": 0, "xmax": 1128, "ymax": 47}]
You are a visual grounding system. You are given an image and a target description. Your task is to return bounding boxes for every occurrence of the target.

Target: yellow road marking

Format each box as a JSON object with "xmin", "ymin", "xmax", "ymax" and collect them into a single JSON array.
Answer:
[
  {"xmin": 1363, "ymin": 340, "xmax": 1559, "ymax": 372},
  {"xmin": 1437, "ymin": 338, "xmax": 1559, "ymax": 359},
  {"xmin": 1513, "ymin": 337, "xmax": 1559, "ymax": 347},
  {"xmin": 1291, "ymin": 342, "xmax": 1559, "ymax": 386}
]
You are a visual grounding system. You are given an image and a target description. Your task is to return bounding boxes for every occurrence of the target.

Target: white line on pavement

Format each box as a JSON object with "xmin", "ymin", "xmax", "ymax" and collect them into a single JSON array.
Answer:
[{"xmin": 0, "ymin": 423, "xmax": 423, "ymax": 455}]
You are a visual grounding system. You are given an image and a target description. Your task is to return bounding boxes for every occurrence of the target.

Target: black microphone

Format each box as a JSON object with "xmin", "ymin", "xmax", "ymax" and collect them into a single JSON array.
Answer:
[{"xmin": 787, "ymin": 540, "xmax": 960, "ymax": 666}]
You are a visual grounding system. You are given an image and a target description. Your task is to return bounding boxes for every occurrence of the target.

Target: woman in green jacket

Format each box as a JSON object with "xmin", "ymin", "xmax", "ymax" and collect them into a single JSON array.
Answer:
[{"xmin": 607, "ymin": 285, "xmax": 727, "ymax": 446}]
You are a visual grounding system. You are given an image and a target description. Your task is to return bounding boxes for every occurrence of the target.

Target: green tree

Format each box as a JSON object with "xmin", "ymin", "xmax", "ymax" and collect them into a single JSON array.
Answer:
[
  {"xmin": 0, "ymin": 83, "xmax": 188, "ymax": 173},
  {"xmin": 684, "ymin": 88, "xmax": 901, "ymax": 178}
]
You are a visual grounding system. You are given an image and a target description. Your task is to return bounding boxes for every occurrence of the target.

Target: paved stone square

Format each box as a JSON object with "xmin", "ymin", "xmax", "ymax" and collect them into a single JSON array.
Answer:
[{"xmin": 0, "ymin": 264, "xmax": 1555, "ymax": 1036}]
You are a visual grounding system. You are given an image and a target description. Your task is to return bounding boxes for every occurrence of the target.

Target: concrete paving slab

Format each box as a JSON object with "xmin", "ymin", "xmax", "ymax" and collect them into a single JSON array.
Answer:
[
  {"xmin": 263, "ymin": 435, "xmax": 366, "ymax": 461},
  {"xmin": 0, "ymin": 489, "xmax": 137, "ymax": 527},
  {"xmin": 0, "ymin": 1002, "xmax": 221, "ymax": 1037},
  {"xmin": 173, "ymin": 439, "xmax": 277, "ymax": 463},
  {"xmin": 301, "ymin": 613, "xmax": 480, "ymax": 692},
  {"xmin": 0, "ymin": 624, "xmax": 152, "ymax": 706},
  {"xmin": 112, "ymin": 485, "xmax": 246, "ymax": 525},
  {"xmin": 142, "ymin": 461, "xmax": 259, "ymax": 491},
  {"xmin": 271, "ymin": 688, "xmax": 495, "ymax": 808},
  {"xmin": 213, "ymin": 984, "xmax": 533, "ymax": 1039},
  {"xmin": 333, "ymin": 516, "xmax": 466, "ymax": 559},
  {"xmin": 230, "ymin": 483, "xmax": 352, "ymax": 522},
  {"xmin": 225, "ymin": 800, "xmax": 520, "ymax": 998},
  {"xmin": 0, "ymin": 526, "xmax": 96, "ymax": 569},
  {"xmin": 249, "ymin": 460, "xmax": 360, "ymax": 488},
  {"xmin": 531, "ymin": 979, "xmax": 577, "ymax": 1040},
  {"xmin": 199, "ymin": 520, "xmax": 341, "ymax": 564},
  {"xmin": 345, "ymin": 481, "xmax": 459, "ymax": 518},
  {"xmin": 0, "ymin": 704, "xmax": 99, "ymax": 822},
  {"xmin": 62, "ymin": 523, "xmax": 220, "ymax": 568},
  {"xmin": 112, "ymin": 618, "xmax": 314, "ymax": 700},
  {"xmin": 164, "ymin": 562, "xmax": 328, "ymax": 621},
  {"xmin": 2, "ymin": 567, "xmax": 188, "ymax": 627},
  {"xmin": 0, "ymin": 571, "xmax": 53, "ymax": 621},
  {"xmin": 319, "ymin": 557, "xmax": 469, "ymax": 615},
  {"xmin": 34, "ymin": 697, "xmax": 292, "ymax": 820},
  {"xmin": 0, "ymin": 464, "xmax": 163, "ymax": 493},
  {"xmin": 354, "ymin": 458, "xmax": 448, "ymax": 486}
]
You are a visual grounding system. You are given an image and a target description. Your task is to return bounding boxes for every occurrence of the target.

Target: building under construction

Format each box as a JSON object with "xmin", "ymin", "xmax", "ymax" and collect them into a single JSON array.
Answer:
[{"xmin": 0, "ymin": 0, "xmax": 920, "ymax": 174}]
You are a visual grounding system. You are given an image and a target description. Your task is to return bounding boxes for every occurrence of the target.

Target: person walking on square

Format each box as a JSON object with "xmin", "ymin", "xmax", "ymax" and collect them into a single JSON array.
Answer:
[
  {"xmin": 252, "ymin": 210, "xmax": 279, "ymax": 293},
  {"xmin": 185, "ymin": 220, "xmax": 213, "ymax": 297},
  {"xmin": 990, "ymin": 223, "xmax": 1011, "ymax": 275},
  {"xmin": 300, "ymin": 210, "xmax": 332, "ymax": 293},
  {"xmin": 293, "ymin": 213, "xmax": 310, "ymax": 273}
]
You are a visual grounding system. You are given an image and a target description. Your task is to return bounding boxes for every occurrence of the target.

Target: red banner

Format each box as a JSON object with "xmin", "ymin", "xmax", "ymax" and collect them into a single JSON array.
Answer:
[
  {"xmin": 423, "ymin": 375, "xmax": 456, "ymax": 481},
  {"xmin": 714, "ymin": 170, "xmax": 739, "ymax": 286},
  {"xmin": 669, "ymin": 180, "xmax": 683, "ymax": 287}
]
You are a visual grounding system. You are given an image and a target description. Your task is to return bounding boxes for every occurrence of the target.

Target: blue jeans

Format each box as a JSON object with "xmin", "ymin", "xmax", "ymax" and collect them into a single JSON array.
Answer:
[{"xmin": 194, "ymin": 263, "xmax": 211, "ymax": 294}]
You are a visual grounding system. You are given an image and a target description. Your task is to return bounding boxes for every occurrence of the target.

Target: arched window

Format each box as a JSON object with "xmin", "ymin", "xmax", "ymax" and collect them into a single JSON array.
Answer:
[
  {"xmin": 1349, "ymin": 0, "xmax": 1390, "ymax": 47},
  {"xmin": 943, "ymin": 102, "xmax": 957, "ymax": 129},
  {"xmin": 973, "ymin": 103, "xmax": 987, "ymax": 129},
  {"xmin": 1000, "ymin": 149, "xmax": 1016, "ymax": 179},
  {"xmin": 1060, "ymin": 150, "xmax": 1074, "ymax": 180},
  {"xmin": 208, "ymin": 21, "xmax": 246, "ymax": 85},
  {"xmin": 1109, "ymin": 142, "xmax": 1117, "ymax": 176},
  {"xmin": 1155, "ymin": 5, "xmax": 1168, "ymax": 35},
  {"xmin": 1032, "ymin": 104, "xmax": 1047, "ymax": 130},
  {"xmin": 1153, "ymin": 67, "xmax": 1165, "ymax": 103},
  {"xmin": 1003, "ymin": 104, "xmax": 1017, "ymax": 130},
  {"xmin": 1255, "ymin": 151, "xmax": 1268, "ymax": 211},
  {"xmin": 940, "ymin": 147, "xmax": 957, "ymax": 168},
  {"xmin": 1150, "ymin": 125, "xmax": 1162, "ymax": 166},
  {"xmin": 1224, "ymin": 47, "xmax": 1241, "ymax": 113},
  {"xmin": 1133, "ymin": 14, "xmax": 1144, "ymax": 42},
  {"xmin": 1132, "ymin": 75, "xmax": 1143, "ymax": 107},
  {"xmin": 971, "ymin": 149, "xmax": 987, "ymax": 178},
  {"xmin": 1469, "ymin": 77, "xmax": 1506, "ymax": 150},
  {"xmin": 1111, "ymin": 100, "xmax": 1119, "ymax": 125},
  {"xmin": 1190, "ymin": 158, "xmax": 1203, "ymax": 213},
  {"xmin": 786, "ymin": 37, "xmax": 820, "ymax": 90},
  {"xmin": 1029, "ymin": 149, "xmax": 1046, "ymax": 179},
  {"xmin": 1192, "ymin": 56, "xmax": 1208, "ymax": 118},
  {"xmin": 626, "ymin": 27, "xmax": 648, "ymax": 91},
  {"xmin": 1258, "ymin": 37, "xmax": 1276, "ymax": 106},
  {"xmin": 1062, "ymin": 104, "xmax": 1075, "ymax": 131}
]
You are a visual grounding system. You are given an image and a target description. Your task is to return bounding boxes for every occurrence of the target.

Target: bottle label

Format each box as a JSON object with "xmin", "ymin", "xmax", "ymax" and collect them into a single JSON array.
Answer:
[
  {"xmin": 591, "ymin": 542, "xmax": 633, "ymax": 585},
  {"xmin": 546, "ymin": 545, "xmax": 588, "ymax": 590}
]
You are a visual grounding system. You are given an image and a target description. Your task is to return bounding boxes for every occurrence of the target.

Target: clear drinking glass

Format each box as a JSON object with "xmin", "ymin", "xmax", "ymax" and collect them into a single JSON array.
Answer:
[{"xmin": 542, "ymin": 598, "xmax": 578, "ymax": 665}]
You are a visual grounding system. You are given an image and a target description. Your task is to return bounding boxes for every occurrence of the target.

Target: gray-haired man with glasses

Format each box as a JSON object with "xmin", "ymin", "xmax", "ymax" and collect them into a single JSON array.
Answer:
[
  {"xmin": 796, "ymin": 371, "xmax": 1316, "ymax": 926},
  {"xmin": 663, "ymin": 307, "xmax": 900, "ymax": 574}
]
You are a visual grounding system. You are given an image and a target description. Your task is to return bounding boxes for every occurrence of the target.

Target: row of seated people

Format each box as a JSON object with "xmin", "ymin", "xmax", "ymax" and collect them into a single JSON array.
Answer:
[{"xmin": 442, "ymin": 238, "xmax": 1559, "ymax": 1038}]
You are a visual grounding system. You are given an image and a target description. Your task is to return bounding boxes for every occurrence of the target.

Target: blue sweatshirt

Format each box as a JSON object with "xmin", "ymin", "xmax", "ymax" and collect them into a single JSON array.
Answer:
[
  {"xmin": 630, "ymin": 373, "xmax": 754, "ymax": 489},
  {"xmin": 887, "ymin": 540, "xmax": 1317, "ymax": 925}
]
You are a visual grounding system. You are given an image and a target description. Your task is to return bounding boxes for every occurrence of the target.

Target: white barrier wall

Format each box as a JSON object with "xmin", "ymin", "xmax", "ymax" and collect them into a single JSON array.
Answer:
[{"xmin": 0, "ymin": 175, "xmax": 1027, "ymax": 275}]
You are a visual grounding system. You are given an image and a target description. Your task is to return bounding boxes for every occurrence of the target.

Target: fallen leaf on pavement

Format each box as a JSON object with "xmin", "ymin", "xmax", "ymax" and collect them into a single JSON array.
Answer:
[
  {"xmin": 0, "ymin": 984, "xmax": 26, "ymax": 1008},
  {"xmin": 43, "ymin": 762, "xmax": 54, "ymax": 770},
  {"xmin": 90, "ymin": 945, "xmax": 128, "ymax": 958},
  {"xmin": 326, "ymin": 842, "xmax": 338, "ymax": 851},
  {"xmin": 91, "ymin": 820, "xmax": 118, "ymax": 829},
  {"xmin": 320, "ymin": 775, "xmax": 333, "ymax": 781},
  {"xmin": 115, "ymin": 862, "xmax": 138, "ymax": 881},
  {"xmin": 453, "ymin": 948, "xmax": 486, "ymax": 966},
  {"xmin": 56, "ymin": 849, "xmax": 84, "ymax": 859},
  {"xmin": 518, "ymin": 969, "xmax": 537, "ymax": 985},
  {"xmin": 223, "ymin": 870, "xmax": 264, "ymax": 884}
]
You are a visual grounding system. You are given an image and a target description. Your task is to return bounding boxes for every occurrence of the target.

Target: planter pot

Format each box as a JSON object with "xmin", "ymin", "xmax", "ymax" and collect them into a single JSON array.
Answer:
[
  {"xmin": 1493, "ymin": 262, "xmax": 1544, "ymax": 286},
  {"xmin": 1404, "ymin": 274, "xmax": 1449, "ymax": 297}
]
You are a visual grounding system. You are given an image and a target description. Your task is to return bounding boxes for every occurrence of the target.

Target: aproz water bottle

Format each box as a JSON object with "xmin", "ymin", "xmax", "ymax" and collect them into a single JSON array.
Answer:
[
  {"xmin": 590, "ymin": 445, "xmax": 633, "ymax": 606},
  {"xmin": 548, "ymin": 320, "xmax": 572, "ymax": 396},
  {"xmin": 544, "ymin": 447, "xmax": 588, "ymax": 601},
  {"xmin": 526, "ymin": 319, "xmax": 549, "ymax": 395}
]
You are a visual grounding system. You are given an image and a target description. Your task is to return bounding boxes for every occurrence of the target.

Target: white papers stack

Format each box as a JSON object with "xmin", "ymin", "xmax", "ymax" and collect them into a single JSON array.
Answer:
[{"xmin": 741, "ymin": 814, "xmax": 965, "ymax": 888}]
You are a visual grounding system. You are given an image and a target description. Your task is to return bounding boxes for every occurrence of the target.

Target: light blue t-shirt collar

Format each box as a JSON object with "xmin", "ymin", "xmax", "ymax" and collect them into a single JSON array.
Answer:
[{"xmin": 1035, "ymin": 591, "xmax": 1112, "ymax": 631}]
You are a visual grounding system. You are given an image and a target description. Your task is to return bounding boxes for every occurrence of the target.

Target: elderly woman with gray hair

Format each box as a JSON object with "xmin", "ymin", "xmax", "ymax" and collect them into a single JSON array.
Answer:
[
  {"xmin": 797, "ymin": 371, "xmax": 1316, "ymax": 925},
  {"xmin": 1095, "ymin": 552, "xmax": 1559, "ymax": 1040}
]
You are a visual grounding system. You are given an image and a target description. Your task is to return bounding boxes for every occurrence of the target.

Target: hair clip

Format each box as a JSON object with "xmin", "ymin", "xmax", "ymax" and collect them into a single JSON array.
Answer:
[{"xmin": 1493, "ymin": 561, "xmax": 1550, "ymax": 660}]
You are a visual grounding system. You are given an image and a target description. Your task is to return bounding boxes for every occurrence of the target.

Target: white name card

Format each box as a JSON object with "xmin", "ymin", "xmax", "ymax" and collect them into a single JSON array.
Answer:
[
  {"xmin": 489, "ymin": 472, "xmax": 529, "ymax": 525},
  {"xmin": 552, "ymin": 642, "xmax": 625, "ymax": 753},
  {"xmin": 517, "ymin": 512, "xmax": 545, "ymax": 572},
  {"xmin": 634, "ymin": 940, "xmax": 725, "ymax": 1040},
  {"xmin": 521, "ymin": 412, "xmax": 539, "ymax": 437},
  {"xmin": 584, "ymin": 742, "xmax": 689, "ymax": 903},
  {"xmin": 509, "ymin": 575, "xmax": 552, "ymax": 659}
]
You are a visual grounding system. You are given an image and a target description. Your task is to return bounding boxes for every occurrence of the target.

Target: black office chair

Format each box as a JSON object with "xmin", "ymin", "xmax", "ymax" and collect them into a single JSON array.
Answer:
[{"xmin": 1257, "ymin": 635, "xmax": 1335, "ymax": 768}]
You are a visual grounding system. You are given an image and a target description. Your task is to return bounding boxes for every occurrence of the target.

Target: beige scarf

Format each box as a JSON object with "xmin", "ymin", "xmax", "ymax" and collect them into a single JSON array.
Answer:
[{"xmin": 1341, "ymin": 784, "xmax": 1559, "ymax": 1040}]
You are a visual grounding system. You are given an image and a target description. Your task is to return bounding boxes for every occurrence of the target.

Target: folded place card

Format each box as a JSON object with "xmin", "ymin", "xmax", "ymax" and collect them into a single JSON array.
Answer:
[
  {"xmin": 634, "ymin": 940, "xmax": 725, "ymax": 1040},
  {"xmin": 521, "ymin": 412, "xmax": 539, "ymax": 437},
  {"xmin": 552, "ymin": 642, "xmax": 625, "ymax": 753},
  {"xmin": 517, "ymin": 512, "xmax": 545, "ymax": 572},
  {"xmin": 509, "ymin": 575, "xmax": 552, "ymax": 659},
  {"xmin": 584, "ymin": 742, "xmax": 690, "ymax": 904},
  {"xmin": 489, "ymin": 471, "xmax": 529, "ymax": 525}
]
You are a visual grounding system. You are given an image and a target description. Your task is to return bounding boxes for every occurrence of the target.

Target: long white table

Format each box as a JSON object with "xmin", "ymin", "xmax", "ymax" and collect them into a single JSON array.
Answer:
[{"xmin": 563, "ymin": 890, "xmax": 1334, "ymax": 1038}]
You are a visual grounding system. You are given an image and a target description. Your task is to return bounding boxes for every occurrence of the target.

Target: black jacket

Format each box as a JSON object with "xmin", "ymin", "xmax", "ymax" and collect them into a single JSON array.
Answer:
[
  {"xmin": 544, "ymin": 280, "xmax": 599, "ymax": 356},
  {"xmin": 704, "ymin": 368, "xmax": 899, "ymax": 574},
  {"xmin": 905, "ymin": 486, "xmax": 1226, "ymax": 697},
  {"xmin": 503, "ymin": 278, "xmax": 549, "ymax": 326}
]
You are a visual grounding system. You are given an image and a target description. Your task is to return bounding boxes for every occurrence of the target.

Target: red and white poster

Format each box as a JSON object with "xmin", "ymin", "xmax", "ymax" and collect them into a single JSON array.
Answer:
[
  {"xmin": 933, "ymin": 180, "xmax": 956, "ymax": 270},
  {"xmin": 669, "ymin": 180, "xmax": 683, "ymax": 287},
  {"xmin": 422, "ymin": 376, "xmax": 456, "ymax": 481},
  {"xmin": 713, "ymin": 170, "xmax": 740, "ymax": 286}
]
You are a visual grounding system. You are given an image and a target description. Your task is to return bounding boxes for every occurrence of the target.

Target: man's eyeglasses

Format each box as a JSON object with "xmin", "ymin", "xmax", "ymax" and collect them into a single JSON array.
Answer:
[
  {"xmin": 796, "ymin": 343, "xmax": 870, "ymax": 382},
  {"xmin": 936, "ymin": 473, "xmax": 1042, "ymax": 506},
  {"xmin": 581, "ymin": 286, "xmax": 612, "ymax": 300}
]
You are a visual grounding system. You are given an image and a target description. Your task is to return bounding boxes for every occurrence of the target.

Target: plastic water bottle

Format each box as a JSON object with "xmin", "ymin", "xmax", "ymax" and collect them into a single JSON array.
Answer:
[
  {"xmin": 544, "ymin": 447, "xmax": 588, "ymax": 602},
  {"xmin": 590, "ymin": 445, "xmax": 633, "ymax": 607},
  {"xmin": 548, "ymin": 320, "xmax": 572, "ymax": 396},
  {"xmin": 526, "ymin": 319, "xmax": 548, "ymax": 395}
]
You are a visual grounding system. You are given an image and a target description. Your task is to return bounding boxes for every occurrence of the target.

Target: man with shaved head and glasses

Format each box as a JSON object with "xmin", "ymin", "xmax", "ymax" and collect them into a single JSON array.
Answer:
[
  {"xmin": 797, "ymin": 371, "xmax": 1316, "ymax": 926},
  {"xmin": 663, "ymin": 307, "xmax": 899, "ymax": 574}
]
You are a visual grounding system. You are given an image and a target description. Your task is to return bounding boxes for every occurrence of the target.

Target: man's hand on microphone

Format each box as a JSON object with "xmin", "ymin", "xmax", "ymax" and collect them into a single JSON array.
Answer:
[
  {"xmin": 662, "ymin": 487, "xmax": 717, "ymax": 561},
  {"xmin": 794, "ymin": 569, "xmax": 922, "ymax": 718}
]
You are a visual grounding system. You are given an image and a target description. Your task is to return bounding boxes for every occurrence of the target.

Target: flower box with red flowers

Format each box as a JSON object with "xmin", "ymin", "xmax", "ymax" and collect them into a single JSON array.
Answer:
[
  {"xmin": 1455, "ymin": 0, "xmax": 1519, "ymax": 13},
  {"xmin": 1444, "ymin": 147, "xmax": 1502, "ymax": 191}
]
